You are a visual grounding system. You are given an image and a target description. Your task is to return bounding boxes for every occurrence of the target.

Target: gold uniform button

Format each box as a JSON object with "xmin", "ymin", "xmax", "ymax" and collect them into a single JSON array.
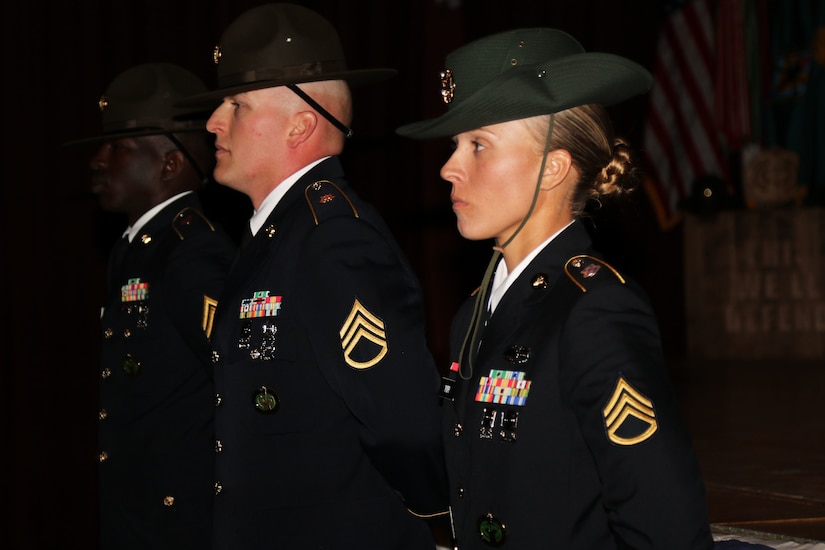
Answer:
[
  {"xmin": 214, "ymin": 482, "xmax": 222, "ymax": 495},
  {"xmin": 163, "ymin": 496, "xmax": 174, "ymax": 507},
  {"xmin": 103, "ymin": 328, "xmax": 113, "ymax": 338},
  {"xmin": 215, "ymin": 440, "xmax": 223, "ymax": 453},
  {"xmin": 123, "ymin": 328, "xmax": 131, "ymax": 338},
  {"xmin": 99, "ymin": 451, "xmax": 109, "ymax": 462},
  {"xmin": 99, "ymin": 409, "xmax": 107, "ymax": 420},
  {"xmin": 101, "ymin": 368, "xmax": 112, "ymax": 379}
]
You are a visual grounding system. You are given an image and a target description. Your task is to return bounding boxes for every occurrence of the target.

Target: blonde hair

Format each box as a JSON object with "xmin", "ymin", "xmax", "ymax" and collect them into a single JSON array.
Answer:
[{"xmin": 525, "ymin": 104, "xmax": 640, "ymax": 216}]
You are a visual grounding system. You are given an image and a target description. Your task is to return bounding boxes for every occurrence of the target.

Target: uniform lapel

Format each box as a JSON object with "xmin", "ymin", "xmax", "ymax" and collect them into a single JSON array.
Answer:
[
  {"xmin": 477, "ymin": 221, "xmax": 594, "ymax": 361},
  {"xmin": 218, "ymin": 158, "xmax": 346, "ymax": 317},
  {"xmin": 107, "ymin": 235, "xmax": 131, "ymax": 294}
]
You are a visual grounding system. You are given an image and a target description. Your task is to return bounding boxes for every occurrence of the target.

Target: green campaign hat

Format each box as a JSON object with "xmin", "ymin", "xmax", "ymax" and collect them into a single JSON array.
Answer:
[
  {"xmin": 180, "ymin": 2, "xmax": 396, "ymax": 106},
  {"xmin": 396, "ymin": 28, "xmax": 653, "ymax": 139},
  {"xmin": 64, "ymin": 62, "xmax": 210, "ymax": 147}
]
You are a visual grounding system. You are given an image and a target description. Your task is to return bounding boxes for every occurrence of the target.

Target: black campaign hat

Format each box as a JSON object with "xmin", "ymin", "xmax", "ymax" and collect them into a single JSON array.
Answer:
[
  {"xmin": 180, "ymin": 3, "xmax": 397, "ymax": 106},
  {"xmin": 396, "ymin": 28, "xmax": 653, "ymax": 139},
  {"xmin": 64, "ymin": 62, "xmax": 210, "ymax": 147}
]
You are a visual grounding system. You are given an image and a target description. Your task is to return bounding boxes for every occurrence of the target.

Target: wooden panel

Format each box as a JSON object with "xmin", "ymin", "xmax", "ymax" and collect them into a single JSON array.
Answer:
[{"xmin": 684, "ymin": 209, "xmax": 825, "ymax": 359}]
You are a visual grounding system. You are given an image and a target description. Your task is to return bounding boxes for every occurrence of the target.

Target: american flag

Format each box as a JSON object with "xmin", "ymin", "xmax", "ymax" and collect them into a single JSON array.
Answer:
[{"xmin": 642, "ymin": 0, "xmax": 732, "ymax": 229}]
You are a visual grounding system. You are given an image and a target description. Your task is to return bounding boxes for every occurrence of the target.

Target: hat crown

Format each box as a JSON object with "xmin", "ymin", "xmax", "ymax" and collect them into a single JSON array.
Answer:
[
  {"xmin": 216, "ymin": 3, "xmax": 348, "ymax": 88},
  {"xmin": 101, "ymin": 62, "xmax": 208, "ymax": 134},
  {"xmin": 446, "ymin": 29, "xmax": 584, "ymax": 107},
  {"xmin": 176, "ymin": 2, "xmax": 395, "ymax": 106}
]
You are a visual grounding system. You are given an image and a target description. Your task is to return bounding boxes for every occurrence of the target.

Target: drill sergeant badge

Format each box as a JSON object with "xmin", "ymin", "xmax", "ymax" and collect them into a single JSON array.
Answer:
[
  {"xmin": 340, "ymin": 298, "xmax": 387, "ymax": 369},
  {"xmin": 603, "ymin": 375, "xmax": 658, "ymax": 445},
  {"xmin": 238, "ymin": 291, "xmax": 282, "ymax": 360}
]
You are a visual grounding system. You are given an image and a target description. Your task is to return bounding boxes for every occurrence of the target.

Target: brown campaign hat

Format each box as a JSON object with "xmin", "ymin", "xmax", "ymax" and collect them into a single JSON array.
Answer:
[
  {"xmin": 64, "ymin": 62, "xmax": 211, "ymax": 147},
  {"xmin": 180, "ymin": 3, "xmax": 396, "ymax": 107}
]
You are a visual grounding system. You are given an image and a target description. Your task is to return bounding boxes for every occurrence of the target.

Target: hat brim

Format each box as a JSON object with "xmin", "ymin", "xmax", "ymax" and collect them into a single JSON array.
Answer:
[
  {"xmin": 178, "ymin": 68, "xmax": 398, "ymax": 108},
  {"xmin": 397, "ymin": 53, "xmax": 652, "ymax": 139},
  {"xmin": 61, "ymin": 125, "xmax": 207, "ymax": 148}
]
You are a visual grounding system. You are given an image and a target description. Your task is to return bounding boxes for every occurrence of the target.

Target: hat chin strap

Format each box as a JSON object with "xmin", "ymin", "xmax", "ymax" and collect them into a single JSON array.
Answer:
[
  {"xmin": 287, "ymin": 84, "xmax": 353, "ymax": 139},
  {"xmin": 457, "ymin": 114, "xmax": 555, "ymax": 381},
  {"xmin": 166, "ymin": 133, "xmax": 208, "ymax": 185}
]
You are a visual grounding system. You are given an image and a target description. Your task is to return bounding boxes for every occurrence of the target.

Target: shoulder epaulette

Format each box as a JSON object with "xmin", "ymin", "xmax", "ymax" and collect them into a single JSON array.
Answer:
[
  {"xmin": 172, "ymin": 207, "xmax": 215, "ymax": 240},
  {"xmin": 563, "ymin": 254, "xmax": 626, "ymax": 293},
  {"xmin": 304, "ymin": 179, "xmax": 359, "ymax": 226}
]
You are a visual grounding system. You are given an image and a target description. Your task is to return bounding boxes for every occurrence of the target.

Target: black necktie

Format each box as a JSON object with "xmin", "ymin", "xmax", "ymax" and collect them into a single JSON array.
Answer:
[
  {"xmin": 110, "ymin": 235, "xmax": 130, "ymax": 270},
  {"xmin": 240, "ymin": 223, "xmax": 254, "ymax": 249},
  {"xmin": 107, "ymin": 235, "xmax": 130, "ymax": 293}
]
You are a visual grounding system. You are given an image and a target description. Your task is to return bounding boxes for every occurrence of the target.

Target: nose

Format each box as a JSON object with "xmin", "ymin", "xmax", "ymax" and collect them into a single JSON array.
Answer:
[
  {"xmin": 440, "ymin": 150, "xmax": 459, "ymax": 184},
  {"xmin": 205, "ymin": 102, "xmax": 227, "ymax": 134},
  {"xmin": 89, "ymin": 143, "xmax": 109, "ymax": 171}
]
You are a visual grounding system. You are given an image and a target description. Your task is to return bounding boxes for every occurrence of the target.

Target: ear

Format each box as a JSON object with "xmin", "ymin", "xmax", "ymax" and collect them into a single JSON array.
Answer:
[
  {"xmin": 541, "ymin": 149, "xmax": 574, "ymax": 190},
  {"xmin": 286, "ymin": 111, "xmax": 318, "ymax": 148},
  {"xmin": 161, "ymin": 150, "xmax": 185, "ymax": 181}
]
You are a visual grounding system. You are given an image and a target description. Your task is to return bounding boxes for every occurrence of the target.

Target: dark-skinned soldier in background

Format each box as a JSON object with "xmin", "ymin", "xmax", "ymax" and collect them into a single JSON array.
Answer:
[{"xmin": 65, "ymin": 62, "xmax": 237, "ymax": 550}]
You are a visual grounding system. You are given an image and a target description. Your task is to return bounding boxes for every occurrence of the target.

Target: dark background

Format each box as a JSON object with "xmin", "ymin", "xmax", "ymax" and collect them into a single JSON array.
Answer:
[{"xmin": 3, "ymin": 1, "xmax": 684, "ymax": 548}]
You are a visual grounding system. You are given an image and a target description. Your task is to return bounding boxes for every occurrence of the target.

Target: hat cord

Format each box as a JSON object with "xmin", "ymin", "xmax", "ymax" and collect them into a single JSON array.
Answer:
[
  {"xmin": 457, "ymin": 114, "xmax": 555, "ymax": 380},
  {"xmin": 287, "ymin": 84, "xmax": 353, "ymax": 139},
  {"xmin": 165, "ymin": 133, "xmax": 208, "ymax": 185}
]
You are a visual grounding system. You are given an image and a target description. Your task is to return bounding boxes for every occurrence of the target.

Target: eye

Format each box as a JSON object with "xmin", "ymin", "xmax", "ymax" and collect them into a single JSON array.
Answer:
[
  {"xmin": 472, "ymin": 140, "xmax": 486, "ymax": 152},
  {"xmin": 110, "ymin": 140, "xmax": 132, "ymax": 153},
  {"xmin": 227, "ymin": 96, "xmax": 246, "ymax": 112}
]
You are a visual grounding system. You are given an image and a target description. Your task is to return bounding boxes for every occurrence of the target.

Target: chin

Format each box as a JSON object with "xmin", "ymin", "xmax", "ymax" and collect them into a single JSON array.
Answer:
[
  {"xmin": 455, "ymin": 219, "xmax": 483, "ymax": 240},
  {"xmin": 456, "ymin": 227, "xmax": 483, "ymax": 241},
  {"xmin": 212, "ymin": 169, "xmax": 231, "ymax": 186}
]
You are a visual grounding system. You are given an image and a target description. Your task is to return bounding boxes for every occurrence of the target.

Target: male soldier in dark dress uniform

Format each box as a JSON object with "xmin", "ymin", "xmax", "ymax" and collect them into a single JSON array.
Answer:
[
  {"xmin": 179, "ymin": 4, "xmax": 449, "ymax": 548},
  {"xmin": 67, "ymin": 62, "xmax": 236, "ymax": 550}
]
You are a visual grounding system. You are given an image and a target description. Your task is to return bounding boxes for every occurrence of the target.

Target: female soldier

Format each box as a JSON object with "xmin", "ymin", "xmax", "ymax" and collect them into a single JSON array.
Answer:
[{"xmin": 397, "ymin": 28, "xmax": 713, "ymax": 549}]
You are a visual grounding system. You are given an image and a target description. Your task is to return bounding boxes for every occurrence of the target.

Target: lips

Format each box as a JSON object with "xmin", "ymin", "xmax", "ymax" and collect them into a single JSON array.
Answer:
[{"xmin": 90, "ymin": 177, "xmax": 107, "ymax": 194}]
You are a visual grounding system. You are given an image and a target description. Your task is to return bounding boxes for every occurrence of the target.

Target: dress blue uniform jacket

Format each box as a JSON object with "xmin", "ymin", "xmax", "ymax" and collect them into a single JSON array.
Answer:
[
  {"xmin": 98, "ymin": 192, "xmax": 236, "ymax": 549},
  {"xmin": 443, "ymin": 220, "xmax": 713, "ymax": 549},
  {"xmin": 209, "ymin": 157, "xmax": 449, "ymax": 549}
]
